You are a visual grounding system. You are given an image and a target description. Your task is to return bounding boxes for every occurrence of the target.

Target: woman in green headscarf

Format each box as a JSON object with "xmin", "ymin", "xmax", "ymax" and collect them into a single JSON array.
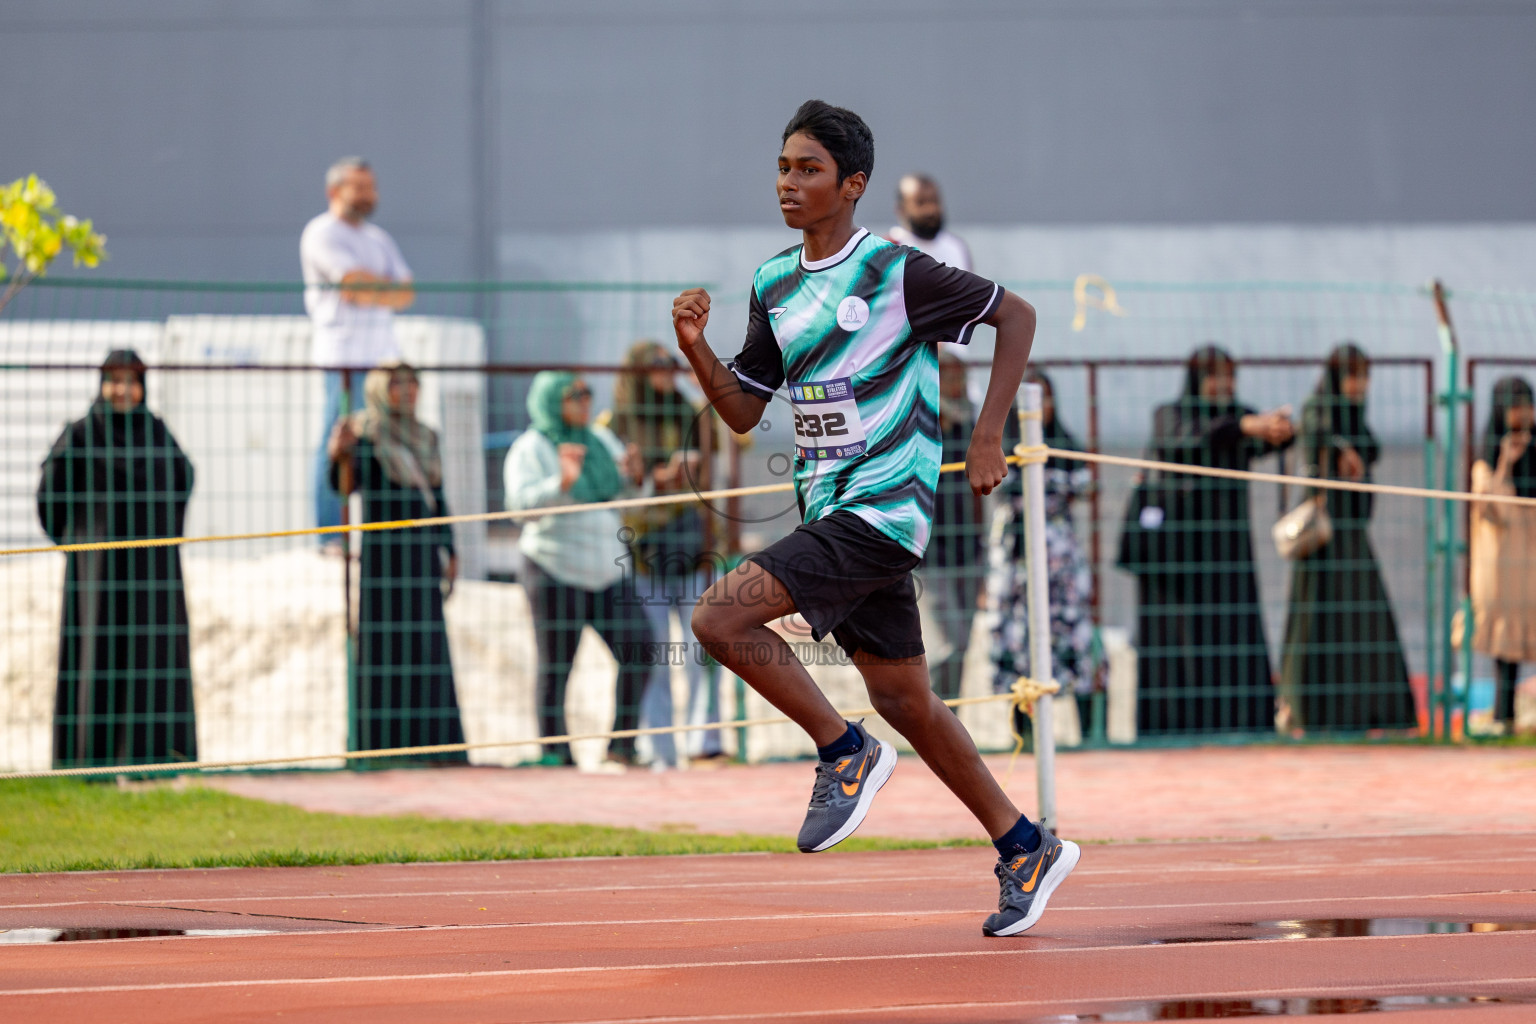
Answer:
[{"xmin": 505, "ymin": 371, "xmax": 650, "ymax": 766}]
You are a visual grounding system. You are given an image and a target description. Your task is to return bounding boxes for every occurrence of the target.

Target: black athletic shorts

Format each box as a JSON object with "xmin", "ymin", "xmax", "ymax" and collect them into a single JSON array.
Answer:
[{"xmin": 747, "ymin": 510, "xmax": 924, "ymax": 660}]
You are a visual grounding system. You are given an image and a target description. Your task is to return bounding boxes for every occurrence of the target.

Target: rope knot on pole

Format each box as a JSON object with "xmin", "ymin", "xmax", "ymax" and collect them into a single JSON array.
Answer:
[
  {"xmin": 999, "ymin": 676, "xmax": 1062, "ymax": 795},
  {"xmin": 1012, "ymin": 443, "xmax": 1049, "ymax": 466},
  {"xmin": 1009, "ymin": 675, "xmax": 1061, "ymax": 716}
]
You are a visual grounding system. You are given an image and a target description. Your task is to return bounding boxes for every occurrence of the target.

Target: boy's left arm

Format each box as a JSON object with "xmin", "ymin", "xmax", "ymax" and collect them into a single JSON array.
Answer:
[{"xmin": 966, "ymin": 291, "xmax": 1037, "ymax": 496}]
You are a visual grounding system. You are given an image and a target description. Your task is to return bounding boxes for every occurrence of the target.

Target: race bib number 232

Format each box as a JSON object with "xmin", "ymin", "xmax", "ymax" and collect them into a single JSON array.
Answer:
[{"xmin": 789, "ymin": 377, "xmax": 867, "ymax": 460}]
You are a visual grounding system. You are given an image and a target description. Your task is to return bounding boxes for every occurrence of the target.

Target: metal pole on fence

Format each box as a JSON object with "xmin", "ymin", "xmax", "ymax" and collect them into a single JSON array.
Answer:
[
  {"xmin": 1430, "ymin": 281, "xmax": 1464, "ymax": 740},
  {"xmin": 1422, "ymin": 359, "xmax": 1439, "ymax": 740},
  {"xmin": 339, "ymin": 369, "xmax": 358, "ymax": 756},
  {"xmin": 1086, "ymin": 363, "xmax": 1101, "ymax": 626},
  {"xmin": 1020, "ymin": 382, "xmax": 1058, "ymax": 833},
  {"xmin": 1423, "ymin": 435, "xmax": 1439, "ymax": 736}
]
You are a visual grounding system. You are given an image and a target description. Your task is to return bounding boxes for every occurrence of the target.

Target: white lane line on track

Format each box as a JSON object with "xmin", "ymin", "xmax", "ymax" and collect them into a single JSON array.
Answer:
[
  {"xmin": 3, "ymin": 930, "xmax": 1531, "ymax": 998},
  {"xmin": 0, "ymin": 876, "xmax": 943, "ymax": 910},
  {"xmin": 7, "ymin": 853, "xmax": 1535, "ymax": 910},
  {"xmin": 6, "ymin": 881, "xmax": 1531, "ymax": 916},
  {"xmin": 2, "ymin": 888, "xmax": 1530, "ymax": 948},
  {"xmin": 562, "ymin": 978, "xmax": 1536, "ymax": 1024}
]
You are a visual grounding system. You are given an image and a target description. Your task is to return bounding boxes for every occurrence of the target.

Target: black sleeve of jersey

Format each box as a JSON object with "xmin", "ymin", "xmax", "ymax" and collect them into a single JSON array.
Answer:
[
  {"xmin": 728, "ymin": 287, "xmax": 784, "ymax": 401},
  {"xmin": 904, "ymin": 250, "xmax": 1004, "ymax": 346}
]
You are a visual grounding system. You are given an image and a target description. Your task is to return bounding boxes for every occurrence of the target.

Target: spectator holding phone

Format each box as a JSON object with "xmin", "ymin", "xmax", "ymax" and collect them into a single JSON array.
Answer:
[
  {"xmin": 608, "ymin": 340, "xmax": 723, "ymax": 764},
  {"xmin": 1134, "ymin": 344, "xmax": 1293, "ymax": 735},
  {"xmin": 1466, "ymin": 376, "xmax": 1536, "ymax": 732}
]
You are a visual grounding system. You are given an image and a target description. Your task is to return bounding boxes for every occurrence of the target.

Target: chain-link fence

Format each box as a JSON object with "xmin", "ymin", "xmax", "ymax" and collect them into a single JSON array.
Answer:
[{"xmin": 2, "ymin": 278, "xmax": 1532, "ymax": 774}]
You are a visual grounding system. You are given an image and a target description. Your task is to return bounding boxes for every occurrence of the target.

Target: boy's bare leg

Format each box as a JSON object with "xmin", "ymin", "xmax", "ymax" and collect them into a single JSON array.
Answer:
[
  {"xmin": 854, "ymin": 652, "xmax": 1021, "ymax": 839},
  {"xmin": 691, "ymin": 560, "xmax": 848, "ymax": 748}
]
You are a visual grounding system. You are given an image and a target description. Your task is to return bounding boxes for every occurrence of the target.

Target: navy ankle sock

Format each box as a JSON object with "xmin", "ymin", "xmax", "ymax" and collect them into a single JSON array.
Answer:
[
  {"xmin": 992, "ymin": 815, "xmax": 1042, "ymax": 859},
  {"xmin": 816, "ymin": 723, "xmax": 862, "ymax": 763}
]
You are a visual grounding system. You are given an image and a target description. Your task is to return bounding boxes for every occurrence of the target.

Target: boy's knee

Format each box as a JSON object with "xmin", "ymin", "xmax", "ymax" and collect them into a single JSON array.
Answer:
[
  {"xmin": 691, "ymin": 603, "xmax": 727, "ymax": 648},
  {"xmin": 871, "ymin": 688, "xmax": 929, "ymax": 728}
]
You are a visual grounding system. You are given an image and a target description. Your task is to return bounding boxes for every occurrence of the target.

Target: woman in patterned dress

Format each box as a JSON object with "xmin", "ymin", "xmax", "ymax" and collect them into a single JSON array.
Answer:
[{"xmin": 988, "ymin": 367, "xmax": 1097, "ymax": 736}]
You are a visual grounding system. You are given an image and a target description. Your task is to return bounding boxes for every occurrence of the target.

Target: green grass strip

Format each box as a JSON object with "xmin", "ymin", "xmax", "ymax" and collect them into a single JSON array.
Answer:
[{"xmin": 0, "ymin": 778, "xmax": 978, "ymax": 874}]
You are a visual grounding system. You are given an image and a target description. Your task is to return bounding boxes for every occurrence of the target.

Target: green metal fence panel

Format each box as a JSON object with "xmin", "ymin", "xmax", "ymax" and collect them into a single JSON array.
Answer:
[{"xmin": 2, "ymin": 278, "xmax": 1533, "ymax": 775}]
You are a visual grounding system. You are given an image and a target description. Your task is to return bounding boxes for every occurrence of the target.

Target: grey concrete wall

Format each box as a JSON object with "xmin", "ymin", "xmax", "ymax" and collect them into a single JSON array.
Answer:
[
  {"xmin": 4, "ymin": 0, "xmax": 1535, "ymax": 285},
  {"xmin": 1, "ymin": 1, "xmax": 481, "ymax": 281},
  {"xmin": 493, "ymin": 0, "xmax": 1536, "ymax": 229}
]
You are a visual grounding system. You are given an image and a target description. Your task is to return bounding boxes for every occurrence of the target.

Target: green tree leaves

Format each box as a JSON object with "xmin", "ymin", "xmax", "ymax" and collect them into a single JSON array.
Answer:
[{"xmin": 0, "ymin": 175, "xmax": 107, "ymax": 313}]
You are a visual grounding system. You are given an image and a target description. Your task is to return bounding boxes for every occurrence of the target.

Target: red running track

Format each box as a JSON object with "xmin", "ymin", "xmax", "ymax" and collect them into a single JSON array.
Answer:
[{"xmin": 3, "ymin": 833, "xmax": 1535, "ymax": 1023}]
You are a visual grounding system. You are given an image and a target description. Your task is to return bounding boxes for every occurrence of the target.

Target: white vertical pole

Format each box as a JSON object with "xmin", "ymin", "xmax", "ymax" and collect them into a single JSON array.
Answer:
[{"xmin": 1019, "ymin": 382, "xmax": 1058, "ymax": 833}]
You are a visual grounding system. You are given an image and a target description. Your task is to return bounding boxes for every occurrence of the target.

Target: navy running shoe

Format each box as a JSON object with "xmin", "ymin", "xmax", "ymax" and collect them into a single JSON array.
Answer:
[
  {"xmin": 982, "ymin": 825, "xmax": 1081, "ymax": 936},
  {"xmin": 796, "ymin": 721, "xmax": 896, "ymax": 853}
]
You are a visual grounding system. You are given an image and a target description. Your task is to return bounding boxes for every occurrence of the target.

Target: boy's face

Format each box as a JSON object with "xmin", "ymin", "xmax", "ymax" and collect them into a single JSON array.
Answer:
[{"xmin": 777, "ymin": 132, "xmax": 865, "ymax": 231}]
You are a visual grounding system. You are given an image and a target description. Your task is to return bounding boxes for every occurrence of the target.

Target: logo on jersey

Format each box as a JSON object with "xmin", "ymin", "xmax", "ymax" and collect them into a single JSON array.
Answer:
[
  {"xmin": 836, "ymin": 295, "xmax": 870, "ymax": 331},
  {"xmin": 769, "ymin": 306, "xmax": 788, "ymax": 320}
]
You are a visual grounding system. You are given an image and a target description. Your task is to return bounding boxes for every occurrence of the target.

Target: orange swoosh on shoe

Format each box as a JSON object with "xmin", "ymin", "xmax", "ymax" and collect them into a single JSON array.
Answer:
[
  {"xmin": 1019, "ymin": 856, "xmax": 1045, "ymax": 893},
  {"xmin": 840, "ymin": 751, "xmax": 869, "ymax": 796}
]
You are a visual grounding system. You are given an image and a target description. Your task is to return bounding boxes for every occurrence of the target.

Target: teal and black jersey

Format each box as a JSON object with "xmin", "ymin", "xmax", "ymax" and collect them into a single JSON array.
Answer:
[{"xmin": 729, "ymin": 228, "xmax": 1003, "ymax": 556}]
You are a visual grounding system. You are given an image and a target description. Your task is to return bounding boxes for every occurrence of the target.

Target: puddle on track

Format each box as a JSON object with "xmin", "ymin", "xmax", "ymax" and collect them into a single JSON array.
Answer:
[
  {"xmin": 1142, "ymin": 918, "xmax": 1536, "ymax": 945},
  {"xmin": 0, "ymin": 927, "xmax": 278, "ymax": 944},
  {"xmin": 1032, "ymin": 994, "xmax": 1535, "ymax": 1020},
  {"xmin": 3, "ymin": 918, "xmax": 1532, "ymax": 1015}
]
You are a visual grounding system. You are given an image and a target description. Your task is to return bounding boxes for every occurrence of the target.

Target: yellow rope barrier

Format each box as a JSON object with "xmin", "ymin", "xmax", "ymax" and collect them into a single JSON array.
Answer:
[
  {"xmin": 1057, "ymin": 447, "xmax": 1536, "ymax": 508},
  {"xmin": 0, "ymin": 445, "xmax": 1062, "ymax": 776},
  {"xmin": 0, "ymin": 482, "xmax": 799, "ymax": 558},
  {"xmin": 5, "ymin": 430, "xmax": 1525, "ymax": 779},
  {"xmin": 0, "ymin": 691, "xmax": 1026, "ymax": 780},
  {"xmin": 7, "ymin": 442, "xmax": 1526, "ymax": 560},
  {"xmin": 0, "ymin": 454, "xmax": 1049, "ymax": 558}
]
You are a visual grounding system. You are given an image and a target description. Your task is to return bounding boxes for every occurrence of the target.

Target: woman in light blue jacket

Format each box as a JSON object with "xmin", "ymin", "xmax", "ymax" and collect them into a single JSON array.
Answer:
[{"xmin": 505, "ymin": 372, "xmax": 651, "ymax": 766}]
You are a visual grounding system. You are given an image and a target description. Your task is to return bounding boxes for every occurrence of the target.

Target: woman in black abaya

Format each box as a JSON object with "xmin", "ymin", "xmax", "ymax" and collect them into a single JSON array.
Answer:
[
  {"xmin": 1278, "ymin": 343, "xmax": 1416, "ymax": 733},
  {"xmin": 39, "ymin": 349, "xmax": 198, "ymax": 768},
  {"xmin": 1134, "ymin": 345, "xmax": 1294, "ymax": 735}
]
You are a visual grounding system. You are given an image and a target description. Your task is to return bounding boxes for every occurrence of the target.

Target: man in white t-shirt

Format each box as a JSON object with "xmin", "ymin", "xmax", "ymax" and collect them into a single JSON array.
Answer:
[
  {"xmin": 301, "ymin": 156, "xmax": 414, "ymax": 536},
  {"xmin": 887, "ymin": 174, "xmax": 980, "ymax": 701},
  {"xmin": 886, "ymin": 173, "xmax": 973, "ymax": 271}
]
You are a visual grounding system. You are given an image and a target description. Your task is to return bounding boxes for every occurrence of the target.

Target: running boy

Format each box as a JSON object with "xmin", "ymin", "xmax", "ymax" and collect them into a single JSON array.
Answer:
[{"xmin": 673, "ymin": 100, "xmax": 1078, "ymax": 936}]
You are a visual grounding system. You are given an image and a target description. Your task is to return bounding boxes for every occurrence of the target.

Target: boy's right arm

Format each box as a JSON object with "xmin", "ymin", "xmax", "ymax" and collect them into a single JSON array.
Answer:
[{"xmin": 672, "ymin": 287, "xmax": 769, "ymax": 435}]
